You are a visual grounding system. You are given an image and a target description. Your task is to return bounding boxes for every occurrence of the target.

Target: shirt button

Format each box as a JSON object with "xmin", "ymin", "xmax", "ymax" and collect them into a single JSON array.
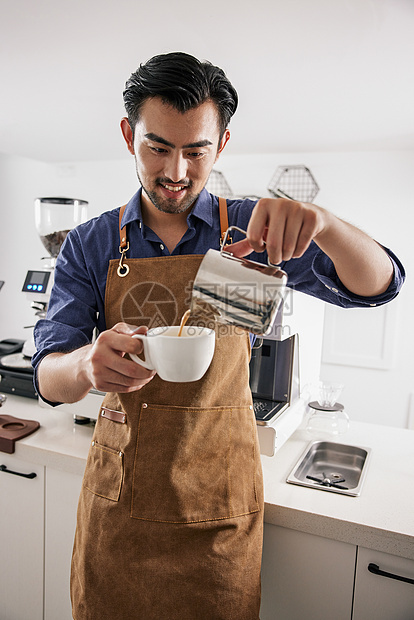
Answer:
[{"xmin": 160, "ymin": 244, "xmax": 165, "ymax": 251}]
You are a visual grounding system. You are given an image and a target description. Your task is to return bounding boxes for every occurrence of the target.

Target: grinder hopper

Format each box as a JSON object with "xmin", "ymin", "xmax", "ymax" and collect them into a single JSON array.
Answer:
[{"xmin": 35, "ymin": 197, "xmax": 88, "ymax": 258}]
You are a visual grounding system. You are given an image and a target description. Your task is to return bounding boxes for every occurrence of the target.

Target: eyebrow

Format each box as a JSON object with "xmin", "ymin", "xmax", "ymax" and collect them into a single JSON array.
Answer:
[{"xmin": 144, "ymin": 133, "xmax": 213, "ymax": 149}]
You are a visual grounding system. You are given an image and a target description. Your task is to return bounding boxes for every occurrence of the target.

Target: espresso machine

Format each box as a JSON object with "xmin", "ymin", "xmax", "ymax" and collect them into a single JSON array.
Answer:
[
  {"xmin": 250, "ymin": 287, "xmax": 325, "ymax": 456},
  {"xmin": 0, "ymin": 197, "xmax": 88, "ymax": 398}
]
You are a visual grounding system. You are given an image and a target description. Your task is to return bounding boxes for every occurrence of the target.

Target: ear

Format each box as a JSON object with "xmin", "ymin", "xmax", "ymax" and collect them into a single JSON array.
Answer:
[
  {"xmin": 215, "ymin": 129, "xmax": 230, "ymax": 161},
  {"xmin": 120, "ymin": 117, "xmax": 135, "ymax": 155}
]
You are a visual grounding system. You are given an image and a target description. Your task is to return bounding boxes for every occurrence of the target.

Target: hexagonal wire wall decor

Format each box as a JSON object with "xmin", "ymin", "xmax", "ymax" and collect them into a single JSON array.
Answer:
[
  {"xmin": 268, "ymin": 165, "xmax": 319, "ymax": 202},
  {"xmin": 205, "ymin": 170, "xmax": 235, "ymax": 198},
  {"xmin": 206, "ymin": 165, "xmax": 319, "ymax": 203}
]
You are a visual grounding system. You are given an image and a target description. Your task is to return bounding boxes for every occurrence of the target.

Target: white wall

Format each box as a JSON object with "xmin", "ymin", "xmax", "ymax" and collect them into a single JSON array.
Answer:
[
  {"xmin": 0, "ymin": 154, "xmax": 53, "ymax": 342},
  {"xmin": 0, "ymin": 149, "xmax": 412, "ymax": 428},
  {"xmin": 216, "ymin": 150, "xmax": 414, "ymax": 429},
  {"xmin": 0, "ymin": 155, "xmax": 138, "ymax": 343}
]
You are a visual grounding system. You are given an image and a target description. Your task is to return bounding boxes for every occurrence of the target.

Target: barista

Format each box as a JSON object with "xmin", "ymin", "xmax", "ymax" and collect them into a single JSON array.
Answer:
[{"xmin": 33, "ymin": 52, "xmax": 404, "ymax": 620}]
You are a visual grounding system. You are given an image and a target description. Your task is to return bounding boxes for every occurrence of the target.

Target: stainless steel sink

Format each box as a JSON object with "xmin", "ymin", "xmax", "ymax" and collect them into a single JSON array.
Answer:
[{"xmin": 286, "ymin": 440, "xmax": 371, "ymax": 496}]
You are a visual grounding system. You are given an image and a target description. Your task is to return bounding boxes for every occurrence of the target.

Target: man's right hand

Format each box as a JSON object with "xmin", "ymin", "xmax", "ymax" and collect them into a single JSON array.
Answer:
[
  {"xmin": 84, "ymin": 322, "xmax": 156, "ymax": 393},
  {"xmin": 37, "ymin": 323, "xmax": 156, "ymax": 404}
]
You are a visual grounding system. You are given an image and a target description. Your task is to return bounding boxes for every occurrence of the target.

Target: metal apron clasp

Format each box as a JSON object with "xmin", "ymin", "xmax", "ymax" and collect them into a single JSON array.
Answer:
[{"xmin": 117, "ymin": 241, "xmax": 130, "ymax": 278}]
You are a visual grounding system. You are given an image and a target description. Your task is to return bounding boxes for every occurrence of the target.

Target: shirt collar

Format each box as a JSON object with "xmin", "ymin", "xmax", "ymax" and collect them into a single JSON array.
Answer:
[
  {"xmin": 188, "ymin": 189, "xmax": 214, "ymax": 227},
  {"xmin": 121, "ymin": 187, "xmax": 215, "ymax": 229},
  {"xmin": 121, "ymin": 189, "xmax": 144, "ymax": 228}
]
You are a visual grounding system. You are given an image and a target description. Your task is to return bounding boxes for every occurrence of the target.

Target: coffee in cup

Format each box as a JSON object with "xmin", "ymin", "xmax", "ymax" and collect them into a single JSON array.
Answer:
[{"xmin": 130, "ymin": 325, "xmax": 215, "ymax": 382}]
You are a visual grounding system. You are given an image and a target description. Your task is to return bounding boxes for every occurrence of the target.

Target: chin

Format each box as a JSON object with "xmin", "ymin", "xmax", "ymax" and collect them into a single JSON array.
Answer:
[{"xmin": 152, "ymin": 191, "xmax": 200, "ymax": 214}]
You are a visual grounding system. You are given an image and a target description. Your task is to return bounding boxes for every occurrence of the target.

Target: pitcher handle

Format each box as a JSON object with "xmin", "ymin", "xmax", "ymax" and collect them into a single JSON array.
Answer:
[{"xmin": 220, "ymin": 226, "xmax": 281, "ymax": 268}]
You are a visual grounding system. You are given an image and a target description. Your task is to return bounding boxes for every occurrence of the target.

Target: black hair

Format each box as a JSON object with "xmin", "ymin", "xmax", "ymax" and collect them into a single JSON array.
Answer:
[{"xmin": 123, "ymin": 52, "xmax": 238, "ymax": 139}]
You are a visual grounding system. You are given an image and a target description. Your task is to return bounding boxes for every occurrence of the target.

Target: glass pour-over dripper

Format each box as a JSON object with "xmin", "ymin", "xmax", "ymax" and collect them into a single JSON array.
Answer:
[{"xmin": 306, "ymin": 382, "xmax": 349, "ymax": 437}]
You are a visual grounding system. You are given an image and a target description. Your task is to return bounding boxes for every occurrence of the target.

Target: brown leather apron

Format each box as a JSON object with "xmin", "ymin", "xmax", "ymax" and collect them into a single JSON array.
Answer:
[{"xmin": 70, "ymin": 200, "xmax": 264, "ymax": 620}]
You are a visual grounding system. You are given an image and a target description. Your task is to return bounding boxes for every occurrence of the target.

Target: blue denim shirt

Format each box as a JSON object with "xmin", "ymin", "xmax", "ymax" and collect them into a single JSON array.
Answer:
[{"xmin": 33, "ymin": 188, "xmax": 405, "ymax": 382}]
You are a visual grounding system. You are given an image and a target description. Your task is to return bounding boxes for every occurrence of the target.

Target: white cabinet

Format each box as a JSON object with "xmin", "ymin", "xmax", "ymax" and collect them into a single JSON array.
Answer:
[
  {"xmin": 0, "ymin": 455, "xmax": 44, "ymax": 620},
  {"xmin": 44, "ymin": 468, "xmax": 83, "ymax": 620},
  {"xmin": 0, "ymin": 454, "xmax": 83, "ymax": 620},
  {"xmin": 260, "ymin": 523, "xmax": 356, "ymax": 620},
  {"xmin": 353, "ymin": 547, "xmax": 414, "ymax": 620},
  {"xmin": 260, "ymin": 525, "xmax": 414, "ymax": 620}
]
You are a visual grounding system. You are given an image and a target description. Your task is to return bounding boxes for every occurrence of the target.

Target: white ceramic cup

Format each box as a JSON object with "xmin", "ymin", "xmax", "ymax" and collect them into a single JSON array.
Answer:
[{"xmin": 130, "ymin": 325, "xmax": 216, "ymax": 383}]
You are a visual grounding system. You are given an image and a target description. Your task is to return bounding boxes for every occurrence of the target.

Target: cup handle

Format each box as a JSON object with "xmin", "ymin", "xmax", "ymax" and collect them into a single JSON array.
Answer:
[{"xmin": 130, "ymin": 334, "xmax": 155, "ymax": 370}]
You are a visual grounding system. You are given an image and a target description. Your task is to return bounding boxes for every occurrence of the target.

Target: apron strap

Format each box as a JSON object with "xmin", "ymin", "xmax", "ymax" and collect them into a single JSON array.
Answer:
[
  {"xmin": 218, "ymin": 197, "xmax": 232, "ymax": 247},
  {"xmin": 118, "ymin": 198, "xmax": 231, "ymax": 250},
  {"xmin": 119, "ymin": 203, "xmax": 128, "ymax": 250},
  {"xmin": 117, "ymin": 204, "xmax": 129, "ymax": 277}
]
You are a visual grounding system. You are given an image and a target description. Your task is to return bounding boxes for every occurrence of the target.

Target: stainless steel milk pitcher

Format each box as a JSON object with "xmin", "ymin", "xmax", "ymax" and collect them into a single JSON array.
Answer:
[{"xmin": 191, "ymin": 226, "xmax": 288, "ymax": 335}]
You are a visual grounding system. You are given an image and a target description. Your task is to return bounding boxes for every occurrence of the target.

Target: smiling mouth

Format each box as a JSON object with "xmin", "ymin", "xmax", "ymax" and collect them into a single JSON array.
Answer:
[{"xmin": 160, "ymin": 183, "xmax": 188, "ymax": 193}]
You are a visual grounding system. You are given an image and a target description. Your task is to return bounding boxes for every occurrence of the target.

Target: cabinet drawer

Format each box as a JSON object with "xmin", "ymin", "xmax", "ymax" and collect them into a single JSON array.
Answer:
[
  {"xmin": 260, "ymin": 524, "xmax": 356, "ymax": 620},
  {"xmin": 0, "ymin": 455, "xmax": 44, "ymax": 620},
  {"xmin": 353, "ymin": 547, "xmax": 414, "ymax": 620}
]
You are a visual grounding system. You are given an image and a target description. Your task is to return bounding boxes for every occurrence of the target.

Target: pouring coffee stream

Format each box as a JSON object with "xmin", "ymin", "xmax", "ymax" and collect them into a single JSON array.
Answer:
[{"xmin": 178, "ymin": 309, "xmax": 191, "ymax": 337}]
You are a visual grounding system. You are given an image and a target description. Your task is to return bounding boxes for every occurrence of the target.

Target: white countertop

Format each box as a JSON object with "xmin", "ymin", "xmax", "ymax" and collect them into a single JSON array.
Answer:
[
  {"xmin": 262, "ymin": 421, "xmax": 414, "ymax": 559},
  {"xmin": 2, "ymin": 394, "xmax": 414, "ymax": 559},
  {"xmin": 0, "ymin": 394, "xmax": 93, "ymax": 475}
]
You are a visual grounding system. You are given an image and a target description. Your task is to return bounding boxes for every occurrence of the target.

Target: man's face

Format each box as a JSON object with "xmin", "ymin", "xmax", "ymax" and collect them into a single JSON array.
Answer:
[{"xmin": 122, "ymin": 97, "xmax": 229, "ymax": 214}]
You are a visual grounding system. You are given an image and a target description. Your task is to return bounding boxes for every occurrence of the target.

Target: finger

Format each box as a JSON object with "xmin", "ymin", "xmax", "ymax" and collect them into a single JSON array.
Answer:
[
  {"xmin": 292, "ymin": 210, "xmax": 319, "ymax": 258},
  {"xmin": 280, "ymin": 213, "xmax": 304, "ymax": 261},
  {"xmin": 92, "ymin": 346, "xmax": 155, "ymax": 381},
  {"xmin": 111, "ymin": 322, "xmax": 143, "ymax": 336},
  {"xmin": 259, "ymin": 212, "xmax": 286, "ymax": 265},
  {"xmin": 90, "ymin": 354, "xmax": 156, "ymax": 391},
  {"xmin": 110, "ymin": 354, "xmax": 156, "ymax": 380},
  {"xmin": 98, "ymin": 326, "xmax": 147, "ymax": 358},
  {"xmin": 245, "ymin": 200, "xmax": 270, "ymax": 252},
  {"xmin": 92, "ymin": 373, "xmax": 155, "ymax": 394},
  {"xmin": 224, "ymin": 238, "xmax": 254, "ymax": 258}
]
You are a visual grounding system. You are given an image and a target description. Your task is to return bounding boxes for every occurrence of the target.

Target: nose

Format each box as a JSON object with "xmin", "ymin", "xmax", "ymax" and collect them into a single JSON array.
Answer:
[{"xmin": 164, "ymin": 152, "xmax": 188, "ymax": 183}]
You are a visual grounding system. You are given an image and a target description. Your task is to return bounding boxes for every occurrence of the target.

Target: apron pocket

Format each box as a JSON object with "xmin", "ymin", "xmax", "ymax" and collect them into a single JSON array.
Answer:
[
  {"xmin": 83, "ymin": 440, "xmax": 124, "ymax": 501},
  {"xmin": 131, "ymin": 403, "xmax": 259, "ymax": 523}
]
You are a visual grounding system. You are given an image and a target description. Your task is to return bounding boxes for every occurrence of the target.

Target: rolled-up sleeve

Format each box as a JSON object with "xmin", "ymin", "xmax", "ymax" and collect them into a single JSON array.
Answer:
[{"xmin": 284, "ymin": 242, "xmax": 405, "ymax": 308}]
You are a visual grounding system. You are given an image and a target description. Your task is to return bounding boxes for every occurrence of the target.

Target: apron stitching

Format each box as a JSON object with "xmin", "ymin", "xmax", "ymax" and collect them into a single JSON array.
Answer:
[
  {"xmin": 104, "ymin": 260, "xmax": 117, "ymax": 317},
  {"xmin": 251, "ymin": 413, "xmax": 259, "ymax": 509},
  {"xmin": 91, "ymin": 441, "xmax": 122, "ymax": 456},
  {"xmin": 109, "ymin": 253, "xmax": 206, "ymax": 274},
  {"xmin": 130, "ymin": 402, "xmax": 145, "ymax": 518},
  {"xmin": 134, "ymin": 404, "xmax": 251, "ymax": 413},
  {"xmin": 129, "ymin": 508, "xmax": 261, "ymax": 524},
  {"xmin": 228, "ymin": 407, "xmax": 233, "ymax": 517},
  {"xmin": 116, "ymin": 254, "xmax": 206, "ymax": 262},
  {"xmin": 83, "ymin": 487, "xmax": 120, "ymax": 501}
]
